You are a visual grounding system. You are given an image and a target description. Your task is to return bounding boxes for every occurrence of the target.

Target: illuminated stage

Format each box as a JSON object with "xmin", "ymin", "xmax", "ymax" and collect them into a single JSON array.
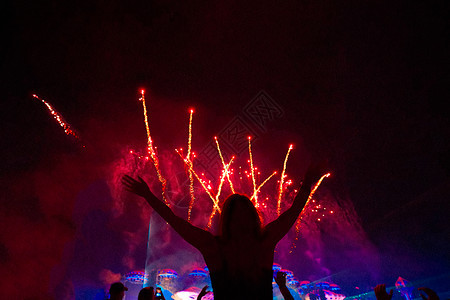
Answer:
[{"xmin": 123, "ymin": 264, "xmax": 345, "ymax": 300}]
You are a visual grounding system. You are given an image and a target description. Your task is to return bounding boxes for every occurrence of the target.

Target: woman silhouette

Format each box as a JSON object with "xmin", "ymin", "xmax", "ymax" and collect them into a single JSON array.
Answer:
[{"xmin": 122, "ymin": 164, "xmax": 324, "ymax": 300}]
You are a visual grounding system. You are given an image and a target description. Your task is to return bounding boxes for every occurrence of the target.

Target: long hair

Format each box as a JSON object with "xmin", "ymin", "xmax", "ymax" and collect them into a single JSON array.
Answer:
[{"xmin": 219, "ymin": 194, "xmax": 262, "ymax": 240}]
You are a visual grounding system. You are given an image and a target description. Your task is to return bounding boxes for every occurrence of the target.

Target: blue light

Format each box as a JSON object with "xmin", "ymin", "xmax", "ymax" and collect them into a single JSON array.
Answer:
[
  {"xmin": 188, "ymin": 268, "xmax": 207, "ymax": 277},
  {"xmin": 124, "ymin": 271, "xmax": 146, "ymax": 284}
]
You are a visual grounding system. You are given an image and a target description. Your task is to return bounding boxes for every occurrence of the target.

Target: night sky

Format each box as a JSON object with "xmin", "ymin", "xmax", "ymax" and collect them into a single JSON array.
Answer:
[{"xmin": 1, "ymin": 1, "xmax": 449, "ymax": 299}]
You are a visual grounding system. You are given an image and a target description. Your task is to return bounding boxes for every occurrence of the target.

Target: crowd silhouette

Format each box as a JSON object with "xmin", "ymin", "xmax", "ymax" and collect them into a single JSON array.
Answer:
[{"xmin": 107, "ymin": 281, "xmax": 441, "ymax": 300}]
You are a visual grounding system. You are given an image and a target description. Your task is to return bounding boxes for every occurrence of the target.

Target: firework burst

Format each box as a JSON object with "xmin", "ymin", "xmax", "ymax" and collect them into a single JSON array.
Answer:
[{"xmin": 129, "ymin": 90, "xmax": 331, "ymax": 236}]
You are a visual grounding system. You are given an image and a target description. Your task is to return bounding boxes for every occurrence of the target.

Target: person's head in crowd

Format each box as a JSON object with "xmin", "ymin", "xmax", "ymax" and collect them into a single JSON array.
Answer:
[
  {"xmin": 138, "ymin": 286, "xmax": 155, "ymax": 300},
  {"xmin": 109, "ymin": 282, "xmax": 128, "ymax": 300}
]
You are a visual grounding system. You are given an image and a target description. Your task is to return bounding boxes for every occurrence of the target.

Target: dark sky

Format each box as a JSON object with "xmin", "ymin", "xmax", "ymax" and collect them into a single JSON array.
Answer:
[{"xmin": 1, "ymin": 0, "xmax": 449, "ymax": 299}]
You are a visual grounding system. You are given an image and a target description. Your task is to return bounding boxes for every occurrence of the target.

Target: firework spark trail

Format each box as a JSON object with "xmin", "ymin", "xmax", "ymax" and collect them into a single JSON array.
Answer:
[
  {"xmin": 139, "ymin": 90, "xmax": 169, "ymax": 205},
  {"xmin": 175, "ymin": 149, "xmax": 221, "ymax": 213},
  {"xmin": 32, "ymin": 94, "xmax": 83, "ymax": 144},
  {"xmin": 214, "ymin": 137, "xmax": 235, "ymax": 193},
  {"xmin": 187, "ymin": 109, "xmax": 194, "ymax": 158},
  {"xmin": 187, "ymin": 165, "xmax": 195, "ymax": 221},
  {"xmin": 288, "ymin": 172, "xmax": 330, "ymax": 254},
  {"xmin": 248, "ymin": 137, "xmax": 258, "ymax": 204},
  {"xmin": 250, "ymin": 171, "xmax": 278, "ymax": 202},
  {"xmin": 295, "ymin": 172, "xmax": 331, "ymax": 233},
  {"xmin": 186, "ymin": 109, "xmax": 196, "ymax": 221},
  {"xmin": 206, "ymin": 156, "xmax": 235, "ymax": 228},
  {"xmin": 277, "ymin": 144, "xmax": 293, "ymax": 216},
  {"xmin": 216, "ymin": 157, "xmax": 234, "ymax": 201},
  {"xmin": 207, "ymin": 210, "xmax": 218, "ymax": 229}
]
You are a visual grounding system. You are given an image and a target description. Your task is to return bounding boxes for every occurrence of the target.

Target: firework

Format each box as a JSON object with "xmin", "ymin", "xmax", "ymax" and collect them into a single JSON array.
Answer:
[
  {"xmin": 207, "ymin": 156, "xmax": 235, "ymax": 228},
  {"xmin": 139, "ymin": 90, "xmax": 169, "ymax": 205},
  {"xmin": 277, "ymin": 144, "xmax": 293, "ymax": 215},
  {"xmin": 250, "ymin": 171, "xmax": 278, "ymax": 204},
  {"xmin": 175, "ymin": 149, "xmax": 221, "ymax": 214},
  {"xmin": 32, "ymin": 94, "xmax": 83, "ymax": 145},
  {"xmin": 216, "ymin": 156, "xmax": 234, "ymax": 202},
  {"xmin": 248, "ymin": 137, "xmax": 258, "ymax": 205},
  {"xmin": 287, "ymin": 172, "xmax": 331, "ymax": 254},
  {"xmin": 214, "ymin": 137, "xmax": 235, "ymax": 193},
  {"xmin": 295, "ymin": 173, "xmax": 331, "ymax": 232},
  {"xmin": 186, "ymin": 109, "xmax": 195, "ymax": 221},
  {"xmin": 187, "ymin": 109, "xmax": 194, "ymax": 159}
]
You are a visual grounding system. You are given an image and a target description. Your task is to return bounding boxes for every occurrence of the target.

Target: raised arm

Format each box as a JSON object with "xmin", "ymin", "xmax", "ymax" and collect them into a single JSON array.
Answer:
[
  {"xmin": 197, "ymin": 285, "xmax": 210, "ymax": 300},
  {"xmin": 122, "ymin": 175, "xmax": 214, "ymax": 251},
  {"xmin": 374, "ymin": 284, "xmax": 393, "ymax": 300},
  {"xmin": 275, "ymin": 272, "xmax": 294, "ymax": 300},
  {"xmin": 264, "ymin": 163, "xmax": 327, "ymax": 243}
]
